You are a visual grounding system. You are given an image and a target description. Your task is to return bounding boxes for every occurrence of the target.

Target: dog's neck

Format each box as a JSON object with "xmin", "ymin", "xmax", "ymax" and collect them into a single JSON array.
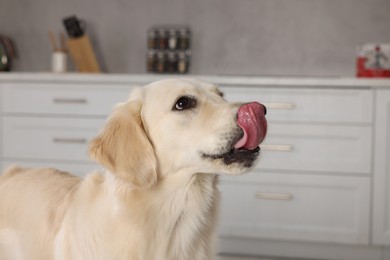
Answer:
[
  {"xmin": 158, "ymin": 172, "xmax": 220, "ymax": 259},
  {"xmin": 105, "ymin": 171, "xmax": 220, "ymax": 259}
]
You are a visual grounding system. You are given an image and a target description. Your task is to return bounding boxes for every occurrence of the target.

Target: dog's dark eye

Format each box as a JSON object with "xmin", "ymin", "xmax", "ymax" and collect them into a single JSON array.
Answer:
[{"xmin": 173, "ymin": 96, "xmax": 197, "ymax": 111}]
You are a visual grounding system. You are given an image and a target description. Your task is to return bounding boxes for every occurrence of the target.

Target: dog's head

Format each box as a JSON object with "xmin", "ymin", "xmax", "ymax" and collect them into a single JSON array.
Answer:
[{"xmin": 89, "ymin": 79, "xmax": 267, "ymax": 187}]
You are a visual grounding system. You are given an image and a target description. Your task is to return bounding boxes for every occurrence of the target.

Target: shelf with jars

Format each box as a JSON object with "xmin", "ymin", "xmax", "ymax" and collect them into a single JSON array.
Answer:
[{"xmin": 146, "ymin": 27, "xmax": 191, "ymax": 74}]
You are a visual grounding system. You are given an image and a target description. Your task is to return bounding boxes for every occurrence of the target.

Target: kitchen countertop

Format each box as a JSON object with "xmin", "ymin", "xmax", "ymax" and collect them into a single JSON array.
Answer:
[{"xmin": 0, "ymin": 72, "xmax": 390, "ymax": 88}]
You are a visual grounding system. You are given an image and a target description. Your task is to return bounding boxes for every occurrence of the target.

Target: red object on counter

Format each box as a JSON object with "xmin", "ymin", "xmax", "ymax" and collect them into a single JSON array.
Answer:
[{"xmin": 356, "ymin": 44, "xmax": 390, "ymax": 78}]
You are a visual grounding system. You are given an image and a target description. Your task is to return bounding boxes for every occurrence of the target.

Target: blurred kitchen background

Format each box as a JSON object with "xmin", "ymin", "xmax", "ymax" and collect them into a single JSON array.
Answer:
[
  {"xmin": 1, "ymin": 0, "xmax": 390, "ymax": 76},
  {"xmin": 2, "ymin": 1, "xmax": 390, "ymax": 260}
]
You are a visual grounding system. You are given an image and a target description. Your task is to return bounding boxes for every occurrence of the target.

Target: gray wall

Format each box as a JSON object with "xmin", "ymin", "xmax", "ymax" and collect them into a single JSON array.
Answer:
[{"xmin": 1, "ymin": 0, "xmax": 390, "ymax": 76}]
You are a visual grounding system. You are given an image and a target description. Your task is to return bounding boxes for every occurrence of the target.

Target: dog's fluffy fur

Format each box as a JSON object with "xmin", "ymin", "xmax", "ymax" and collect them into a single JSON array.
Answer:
[{"xmin": 0, "ymin": 79, "xmax": 264, "ymax": 260}]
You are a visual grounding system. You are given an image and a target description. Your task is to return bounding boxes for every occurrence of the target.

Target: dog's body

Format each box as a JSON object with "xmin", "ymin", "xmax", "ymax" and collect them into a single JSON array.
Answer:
[
  {"xmin": 0, "ymin": 167, "xmax": 218, "ymax": 260},
  {"xmin": 0, "ymin": 79, "xmax": 267, "ymax": 260}
]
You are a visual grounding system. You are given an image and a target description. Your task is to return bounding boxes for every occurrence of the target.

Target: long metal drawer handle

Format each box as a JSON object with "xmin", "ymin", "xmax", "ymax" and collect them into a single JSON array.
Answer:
[
  {"xmin": 53, "ymin": 138, "xmax": 87, "ymax": 144},
  {"xmin": 52, "ymin": 98, "xmax": 87, "ymax": 104},
  {"xmin": 256, "ymin": 192, "xmax": 294, "ymax": 201},
  {"xmin": 263, "ymin": 102, "xmax": 295, "ymax": 110},
  {"xmin": 261, "ymin": 144, "xmax": 294, "ymax": 152}
]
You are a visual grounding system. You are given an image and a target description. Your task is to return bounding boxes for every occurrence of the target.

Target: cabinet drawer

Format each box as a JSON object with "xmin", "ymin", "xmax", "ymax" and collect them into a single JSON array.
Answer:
[
  {"xmin": 2, "ymin": 160, "xmax": 100, "ymax": 178},
  {"xmin": 3, "ymin": 83, "xmax": 132, "ymax": 116},
  {"xmin": 258, "ymin": 123, "xmax": 372, "ymax": 174},
  {"xmin": 219, "ymin": 173, "xmax": 370, "ymax": 244},
  {"xmin": 3, "ymin": 117, "xmax": 105, "ymax": 162},
  {"xmin": 222, "ymin": 87, "xmax": 373, "ymax": 124}
]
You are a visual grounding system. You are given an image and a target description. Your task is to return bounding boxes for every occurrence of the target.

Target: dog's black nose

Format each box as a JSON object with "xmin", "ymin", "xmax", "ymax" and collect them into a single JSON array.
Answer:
[{"xmin": 262, "ymin": 104, "xmax": 267, "ymax": 115}]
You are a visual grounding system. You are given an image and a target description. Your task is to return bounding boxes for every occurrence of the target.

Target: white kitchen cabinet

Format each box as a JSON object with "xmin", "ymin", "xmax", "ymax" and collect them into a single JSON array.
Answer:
[
  {"xmin": 373, "ymin": 89, "xmax": 390, "ymax": 245},
  {"xmin": 219, "ymin": 86, "xmax": 373, "ymax": 252},
  {"xmin": 1, "ymin": 74, "xmax": 390, "ymax": 260},
  {"xmin": 1, "ymin": 81, "xmax": 138, "ymax": 178}
]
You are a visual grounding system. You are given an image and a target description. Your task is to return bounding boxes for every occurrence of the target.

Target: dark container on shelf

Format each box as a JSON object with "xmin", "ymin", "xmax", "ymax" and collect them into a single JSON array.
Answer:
[{"xmin": 157, "ymin": 29, "xmax": 168, "ymax": 49}]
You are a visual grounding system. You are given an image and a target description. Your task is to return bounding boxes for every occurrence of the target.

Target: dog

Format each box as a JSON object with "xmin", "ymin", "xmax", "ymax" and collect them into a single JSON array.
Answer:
[{"xmin": 0, "ymin": 78, "xmax": 267, "ymax": 260}]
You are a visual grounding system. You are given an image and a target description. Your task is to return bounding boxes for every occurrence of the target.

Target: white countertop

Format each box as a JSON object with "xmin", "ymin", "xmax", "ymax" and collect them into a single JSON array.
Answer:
[{"xmin": 1, "ymin": 72, "xmax": 390, "ymax": 88}]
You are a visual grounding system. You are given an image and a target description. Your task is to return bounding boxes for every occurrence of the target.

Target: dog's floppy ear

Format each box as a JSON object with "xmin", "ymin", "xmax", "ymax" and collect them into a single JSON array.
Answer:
[{"xmin": 89, "ymin": 100, "xmax": 157, "ymax": 188}]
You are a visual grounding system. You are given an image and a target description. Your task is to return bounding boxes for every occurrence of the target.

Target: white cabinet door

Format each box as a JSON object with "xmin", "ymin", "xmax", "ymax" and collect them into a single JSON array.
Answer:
[
  {"xmin": 3, "ymin": 83, "xmax": 132, "ymax": 116},
  {"xmin": 259, "ymin": 123, "xmax": 372, "ymax": 174},
  {"xmin": 219, "ymin": 173, "xmax": 370, "ymax": 245},
  {"xmin": 3, "ymin": 117, "xmax": 105, "ymax": 162},
  {"xmin": 373, "ymin": 89, "xmax": 390, "ymax": 245}
]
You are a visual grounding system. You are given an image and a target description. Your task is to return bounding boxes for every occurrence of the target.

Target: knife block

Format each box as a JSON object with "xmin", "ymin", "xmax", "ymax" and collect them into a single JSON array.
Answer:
[{"xmin": 67, "ymin": 35, "xmax": 101, "ymax": 73}]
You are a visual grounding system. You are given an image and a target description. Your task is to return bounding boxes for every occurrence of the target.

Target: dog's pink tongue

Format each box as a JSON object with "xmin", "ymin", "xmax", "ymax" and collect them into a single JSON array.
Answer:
[{"xmin": 234, "ymin": 102, "xmax": 267, "ymax": 150}]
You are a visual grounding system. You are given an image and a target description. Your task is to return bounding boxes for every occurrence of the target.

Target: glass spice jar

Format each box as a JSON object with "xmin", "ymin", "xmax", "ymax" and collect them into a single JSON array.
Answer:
[
  {"xmin": 158, "ymin": 29, "xmax": 168, "ymax": 49},
  {"xmin": 178, "ymin": 28, "xmax": 190, "ymax": 49},
  {"xmin": 147, "ymin": 29, "xmax": 158, "ymax": 49},
  {"xmin": 167, "ymin": 51, "xmax": 178, "ymax": 73},
  {"xmin": 168, "ymin": 29, "xmax": 178, "ymax": 50},
  {"xmin": 178, "ymin": 51, "xmax": 190, "ymax": 74},
  {"xmin": 156, "ymin": 51, "xmax": 166, "ymax": 73},
  {"xmin": 146, "ymin": 49, "xmax": 157, "ymax": 72}
]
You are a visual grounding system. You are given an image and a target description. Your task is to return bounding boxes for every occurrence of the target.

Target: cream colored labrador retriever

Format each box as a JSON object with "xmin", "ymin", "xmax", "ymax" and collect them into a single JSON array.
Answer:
[{"xmin": 0, "ymin": 79, "xmax": 267, "ymax": 260}]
